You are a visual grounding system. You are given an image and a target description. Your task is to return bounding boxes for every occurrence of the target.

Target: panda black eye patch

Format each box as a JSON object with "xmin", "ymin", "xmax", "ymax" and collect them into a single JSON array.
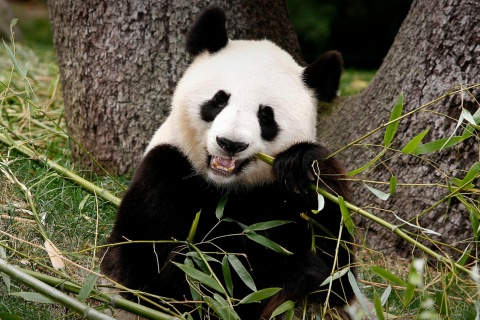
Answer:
[
  {"xmin": 258, "ymin": 105, "xmax": 279, "ymax": 141},
  {"xmin": 200, "ymin": 90, "xmax": 231, "ymax": 122}
]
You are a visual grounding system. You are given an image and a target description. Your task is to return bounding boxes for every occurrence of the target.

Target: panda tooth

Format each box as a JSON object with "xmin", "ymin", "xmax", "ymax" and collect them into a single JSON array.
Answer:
[{"xmin": 211, "ymin": 156, "xmax": 236, "ymax": 173}]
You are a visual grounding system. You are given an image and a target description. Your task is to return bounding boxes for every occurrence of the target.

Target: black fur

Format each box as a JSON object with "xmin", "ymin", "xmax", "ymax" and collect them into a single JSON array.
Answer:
[
  {"xmin": 258, "ymin": 105, "xmax": 279, "ymax": 141},
  {"xmin": 200, "ymin": 90, "xmax": 231, "ymax": 122},
  {"xmin": 101, "ymin": 6, "xmax": 353, "ymax": 320},
  {"xmin": 303, "ymin": 51, "xmax": 343, "ymax": 102},
  {"xmin": 101, "ymin": 143, "xmax": 354, "ymax": 319},
  {"xmin": 186, "ymin": 6, "xmax": 229, "ymax": 56}
]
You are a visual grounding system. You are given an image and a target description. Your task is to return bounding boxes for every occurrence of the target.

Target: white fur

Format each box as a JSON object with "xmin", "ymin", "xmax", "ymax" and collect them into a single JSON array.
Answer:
[{"xmin": 146, "ymin": 39, "xmax": 318, "ymax": 188}]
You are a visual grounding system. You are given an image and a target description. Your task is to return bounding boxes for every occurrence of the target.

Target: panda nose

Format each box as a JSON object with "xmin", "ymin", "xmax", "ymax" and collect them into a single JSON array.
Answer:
[{"xmin": 216, "ymin": 137, "xmax": 249, "ymax": 153}]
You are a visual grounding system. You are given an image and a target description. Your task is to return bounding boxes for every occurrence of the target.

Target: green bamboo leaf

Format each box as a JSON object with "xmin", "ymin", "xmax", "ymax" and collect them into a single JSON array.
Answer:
[
  {"xmin": 384, "ymin": 93, "xmax": 404, "ymax": 146},
  {"xmin": 460, "ymin": 108, "xmax": 476, "ymax": 126},
  {"xmin": 403, "ymin": 282, "xmax": 415, "ymax": 308},
  {"xmin": 213, "ymin": 293, "xmax": 240, "ymax": 319},
  {"xmin": 348, "ymin": 271, "xmax": 370, "ymax": 315},
  {"xmin": 187, "ymin": 211, "xmax": 201, "ymax": 242},
  {"xmin": 269, "ymin": 300, "xmax": 295, "ymax": 319},
  {"xmin": 461, "ymin": 124, "xmax": 475, "ymax": 139},
  {"xmin": 10, "ymin": 292, "xmax": 55, "ymax": 304},
  {"xmin": 224, "ymin": 218, "xmax": 249, "ymax": 230},
  {"xmin": 245, "ymin": 220, "xmax": 293, "ymax": 232},
  {"xmin": 185, "ymin": 257, "xmax": 203, "ymax": 319},
  {"xmin": 216, "ymin": 194, "xmax": 228, "ymax": 220},
  {"xmin": 77, "ymin": 267, "xmax": 99, "ymax": 301},
  {"xmin": 348, "ymin": 149, "xmax": 386, "ymax": 176},
  {"xmin": 78, "ymin": 195, "xmax": 90, "ymax": 211},
  {"xmin": 0, "ymin": 312, "xmax": 24, "ymax": 320},
  {"xmin": 401, "ymin": 127, "xmax": 430, "ymax": 154},
  {"xmin": 24, "ymin": 82, "xmax": 31, "ymax": 100},
  {"xmin": 440, "ymin": 107, "xmax": 472, "ymax": 151},
  {"xmin": 363, "ymin": 183, "xmax": 389, "ymax": 201},
  {"xmin": 320, "ymin": 266, "xmax": 349, "ymax": 286},
  {"xmin": 456, "ymin": 244, "xmax": 473, "ymax": 266},
  {"xmin": 222, "ymin": 255, "xmax": 234, "ymax": 297},
  {"xmin": 3, "ymin": 40, "xmax": 27, "ymax": 77},
  {"xmin": 403, "ymin": 260, "xmax": 423, "ymax": 307},
  {"xmin": 338, "ymin": 196, "xmax": 354, "ymax": 235},
  {"xmin": 451, "ymin": 178, "xmax": 475, "ymax": 189},
  {"xmin": 373, "ymin": 291, "xmax": 385, "ymax": 320},
  {"xmin": 284, "ymin": 309, "xmax": 295, "ymax": 320},
  {"xmin": 461, "ymin": 108, "xmax": 480, "ymax": 138},
  {"xmin": 312, "ymin": 193, "xmax": 325, "ymax": 213},
  {"xmin": 471, "ymin": 208, "xmax": 480, "ymax": 240},
  {"xmin": 412, "ymin": 136, "xmax": 467, "ymax": 154},
  {"xmin": 455, "ymin": 193, "xmax": 478, "ymax": 222},
  {"xmin": 186, "ymin": 251, "xmax": 220, "ymax": 274},
  {"xmin": 389, "ymin": 176, "xmax": 397, "ymax": 195},
  {"xmin": 186, "ymin": 251, "xmax": 220, "ymax": 264},
  {"xmin": 370, "ymin": 266, "xmax": 407, "ymax": 287},
  {"xmin": 204, "ymin": 296, "xmax": 236, "ymax": 320},
  {"xmin": 174, "ymin": 262, "xmax": 225, "ymax": 294},
  {"xmin": 227, "ymin": 255, "xmax": 256, "ymax": 292},
  {"xmin": 380, "ymin": 285, "xmax": 392, "ymax": 306},
  {"xmin": 245, "ymin": 232, "xmax": 293, "ymax": 255},
  {"xmin": 459, "ymin": 162, "xmax": 480, "ymax": 186},
  {"xmin": 239, "ymin": 287, "xmax": 281, "ymax": 304}
]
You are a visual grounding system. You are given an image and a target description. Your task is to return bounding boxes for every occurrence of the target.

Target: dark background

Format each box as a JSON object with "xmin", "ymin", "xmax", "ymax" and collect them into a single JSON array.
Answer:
[{"xmin": 288, "ymin": 0, "xmax": 413, "ymax": 69}]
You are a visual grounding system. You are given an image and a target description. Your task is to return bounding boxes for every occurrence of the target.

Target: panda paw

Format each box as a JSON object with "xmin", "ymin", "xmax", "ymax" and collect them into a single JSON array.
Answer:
[{"xmin": 272, "ymin": 142, "xmax": 331, "ymax": 194}]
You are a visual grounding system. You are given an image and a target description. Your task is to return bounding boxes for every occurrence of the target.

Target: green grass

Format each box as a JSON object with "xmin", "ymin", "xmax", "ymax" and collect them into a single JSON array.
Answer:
[
  {"xmin": 0, "ymin": 42, "xmax": 122, "ymax": 319},
  {"xmin": 340, "ymin": 68, "xmax": 376, "ymax": 96},
  {"xmin": 1, "ymin": 38, "xmax": 480, "ymax": 320}
]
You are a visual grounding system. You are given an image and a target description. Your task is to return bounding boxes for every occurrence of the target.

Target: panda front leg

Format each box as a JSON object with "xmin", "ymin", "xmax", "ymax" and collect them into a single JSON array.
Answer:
[
  {"xmin": 100, "ymin": 144, "xmax": 215, "ymax": 310},
  {"xmin": 259, "ymin": 251, "xmax": 355, "ymax": 320},
  {"xmin": 272, "ymin": 141, "xmax": 349, "ymax": 198},
  {"xmin": 266, "ymin": 142, "xmax": 362, "ymax": 319}
]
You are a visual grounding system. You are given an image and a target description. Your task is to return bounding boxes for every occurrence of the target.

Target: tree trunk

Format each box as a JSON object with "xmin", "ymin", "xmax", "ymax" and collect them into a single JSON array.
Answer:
[
  {"xmin": 47, "ymin": 0, "xmax": 301, "ymax": 175},
  {"xmin": 317, "ymin": 0, "xmax": 480, "ymax": 257}
]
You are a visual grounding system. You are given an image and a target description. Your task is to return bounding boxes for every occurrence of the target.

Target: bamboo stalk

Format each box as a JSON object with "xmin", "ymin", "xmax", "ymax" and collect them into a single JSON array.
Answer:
[
  {"xmin": 0, "ymin": 214, "xmax": 36, "ymax": 224},
  {"xmin": 0, "ymin": 258, "xmax": 114, "ymax": 320},
  {"xmin": 255, "ymin": 152, "xmax": 472, "ymax": 276},
  {"xmin": 0, "ymin": 131, "xmax": 121, "ymax": 207},
  {"xmin": 22, "ymin": 268, "xmax": 184, "ymax": 320},
  {"xmin": 1, "ymin": 260, "xmax": 183, "ymax": 320}
]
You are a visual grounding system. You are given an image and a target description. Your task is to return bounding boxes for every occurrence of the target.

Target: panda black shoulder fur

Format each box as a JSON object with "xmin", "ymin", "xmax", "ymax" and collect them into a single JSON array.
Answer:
[{"xmin": 101, "ymin": 6, "xmax": 368, "ymax": 320}]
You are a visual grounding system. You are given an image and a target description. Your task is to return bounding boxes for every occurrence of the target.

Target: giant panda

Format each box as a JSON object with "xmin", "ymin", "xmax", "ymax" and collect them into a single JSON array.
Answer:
[{"xmin": 101, "ymin": 6, "xmax": 368, "ymax": 320}]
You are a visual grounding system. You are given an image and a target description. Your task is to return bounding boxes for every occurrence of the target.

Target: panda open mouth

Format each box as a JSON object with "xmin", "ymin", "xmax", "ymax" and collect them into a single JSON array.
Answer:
[{"xmin": 209, "ymin": 156, "xmax": 249, "ymax": 176}]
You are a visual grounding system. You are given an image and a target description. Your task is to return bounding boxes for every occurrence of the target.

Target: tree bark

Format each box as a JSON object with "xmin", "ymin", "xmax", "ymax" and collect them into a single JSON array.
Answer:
[
  {"xmin": 47, "ymin": 0, "xmax": 301, "ymax": 175},
  {"xmin": 317, "ymin": 0, "xmax": 480, "ymax": 257}
]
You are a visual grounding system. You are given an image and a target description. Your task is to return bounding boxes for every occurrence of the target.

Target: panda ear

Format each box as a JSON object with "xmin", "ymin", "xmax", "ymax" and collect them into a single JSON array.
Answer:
[
  {"xmin": 186, "ymin": 6, "xmax": 229, "ymax": 56},
  {"xmin": 302, "ymin": 50, "xmax": 343, "ymax": 102}
]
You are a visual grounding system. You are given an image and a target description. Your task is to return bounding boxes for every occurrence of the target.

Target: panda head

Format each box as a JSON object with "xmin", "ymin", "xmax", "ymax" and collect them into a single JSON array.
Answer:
[{"xmin": 150, "ymin": 6, "xmax": 343, "ymax": 190}]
